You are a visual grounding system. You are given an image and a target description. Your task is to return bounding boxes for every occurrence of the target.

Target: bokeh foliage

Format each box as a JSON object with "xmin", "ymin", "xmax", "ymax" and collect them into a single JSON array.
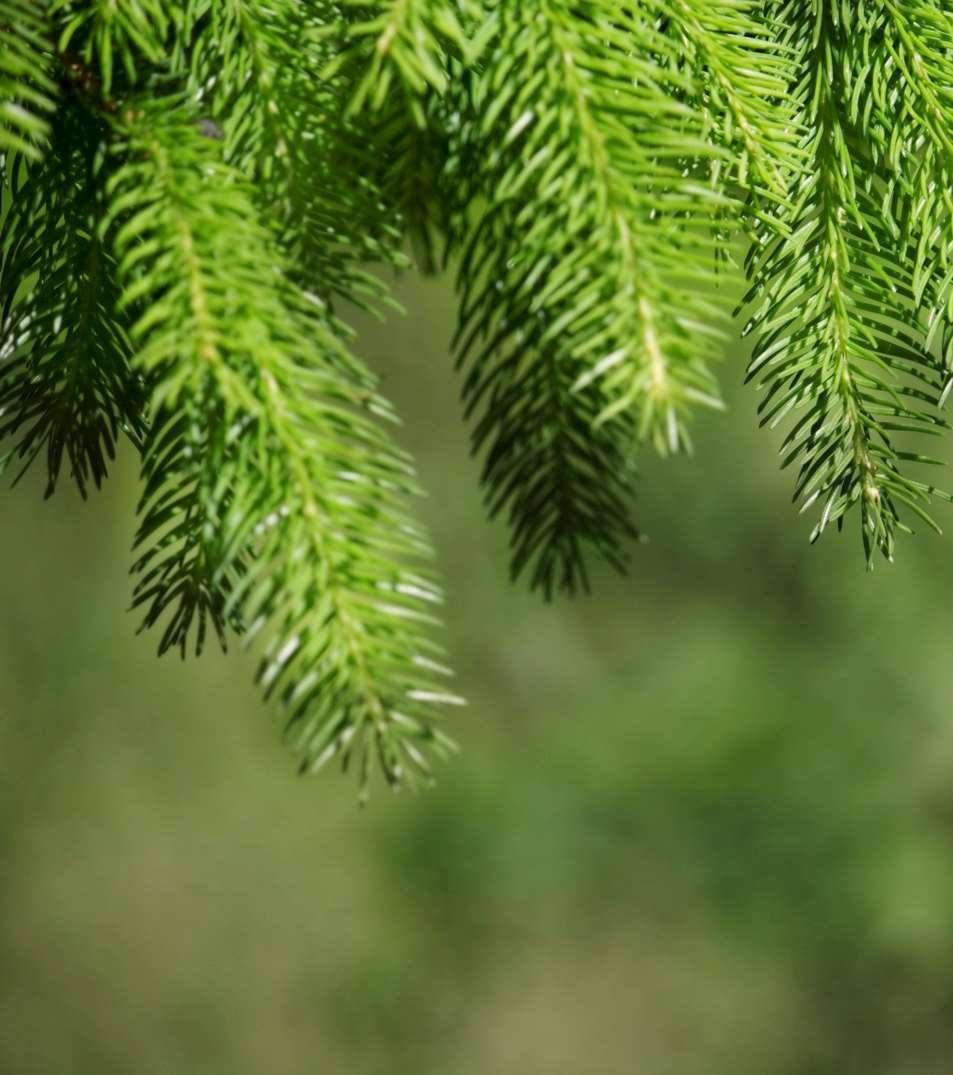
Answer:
[{"xmin": 2, "ymin": 275, "xmax": 953, "ymax": 1074}]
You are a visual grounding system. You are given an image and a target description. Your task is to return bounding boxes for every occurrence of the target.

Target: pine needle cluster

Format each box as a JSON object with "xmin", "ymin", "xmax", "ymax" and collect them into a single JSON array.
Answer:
[{"xmin": 2, "ymin": 1, "xmax": 952, "ymax": 792}]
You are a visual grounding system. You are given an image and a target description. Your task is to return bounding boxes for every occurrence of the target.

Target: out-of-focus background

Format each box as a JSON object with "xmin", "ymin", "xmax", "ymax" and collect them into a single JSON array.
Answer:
[{"xmin": 2, "ymin": 272, "xmax": 953, "ymax": 1075}]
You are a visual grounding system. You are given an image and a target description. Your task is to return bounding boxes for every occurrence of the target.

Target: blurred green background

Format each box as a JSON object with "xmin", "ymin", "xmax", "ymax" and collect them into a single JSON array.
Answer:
[{"xmin": 2, "ymin": 272, "xmax": 953, "ymax": 1075}]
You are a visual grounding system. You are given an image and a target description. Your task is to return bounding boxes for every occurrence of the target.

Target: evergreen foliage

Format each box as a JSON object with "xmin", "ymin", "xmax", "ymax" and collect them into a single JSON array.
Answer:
[
  {"xmin": 743, "ymin": 1, "xmax": 953, "ymax": 561},
  {"xmin": 2, "ymin": 0, "xmax": 953, "ymax": 791},
  {"xmin": 0, "ymin": 0, "xmax": 56, "ymax": 158}
]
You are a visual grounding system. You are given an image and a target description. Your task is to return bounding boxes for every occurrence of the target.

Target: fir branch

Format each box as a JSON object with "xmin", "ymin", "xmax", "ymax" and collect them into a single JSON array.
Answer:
[
  {"xmin": 863, "ymin": 0, "xmax": 953, "ymax": 166},
  {"xmin": 0, "ymin": 103, "xmax": 145, "ymax": 496},
  {"xmin": 451, "ymin": 2, "xmax": 744, "ymax": 590},
  {"xmin": 320, "ymin": 2, "xmax": 494, "ymax": 276},
  {"xmin": 373, "ymin": 87, "xmax": 462, "ymax": 274},
  {"xmin": 670, "ymin": 0, "xmax": 804, "ymax": 197},
  {"xmin": 851, "ymin": 2, "xmax": 953, "ymax": 379},
  {"xmin": 743, "ymin": 0, "xmax": 952, "ymax": 564},
  {"xmin": 0, "ymin": 0, "xmax": 58, "ymax": 160},
  {"xmin": 460, "ymin": 3, "xmax": 731, "ymax": 455},
  {"xmin": 7, "ymin": 1, "xmax": 953, "ymax": 796},
  {"xmin": 108, "ymin": 101, "xmax": 460, "ymax": 792},
  {"xmin": 50, "ymin": 0, "xmax": 172, "ymax": 95},
  {"xmin": 326, "ymin": 0, "xmax": 494, "ymax": 123},
  {"xmin": 184, "ymin": 0, "xmax": 405, "ymax": 311}
]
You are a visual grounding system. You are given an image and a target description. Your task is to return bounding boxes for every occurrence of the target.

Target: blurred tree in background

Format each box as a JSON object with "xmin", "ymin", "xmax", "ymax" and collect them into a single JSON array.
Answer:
[{"xmin": 2, "ymin": 274, "xmax": 953, "ymax": 1075}]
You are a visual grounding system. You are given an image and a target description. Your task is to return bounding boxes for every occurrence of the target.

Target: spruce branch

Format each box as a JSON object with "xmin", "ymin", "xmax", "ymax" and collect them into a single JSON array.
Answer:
[
  {"xmin": 325, "ymin": 0, "xmax": 495, "ymax": 123},
  {"xmin": 49, "ymin": 0, "xmax": 172, "ymax": 95},
  {"xmin": 743, "ymin": 0, "xmax": 952, "ymax": 564},
  {"xmin": 107, "ymin": 101, "xmax": 460, "ymax": 792},
  {"xmin": 184, "ymin": 0, "xmax": 404, "ymax": 311},
  {"xmin": 458, "ymin": 3, "xmax": 733, "ymax": 452},
  {"xmin": 449, "ymin": 2, "xmax": 759, "ymax": 591},
  {"xmin": 670, "ymin": 0, "xmax": 804, "ymax": 198},
  {"xmin": 320, "ymin": 2, "xmax": 493, "ymax": 277},
  {"xmin": 6, "ymin": 1, "xmax": 953, "ymax": 794},
  {"xmin": 0, "ymin": 0, "xmax": 58, "ymax": 160},
  {"xmin": 0, "ymin": 102, "xmax": 145, "ymax": 496},
  {"xmin": 851, "ymin": 1, "xmax": 953, "ymax": 377}
]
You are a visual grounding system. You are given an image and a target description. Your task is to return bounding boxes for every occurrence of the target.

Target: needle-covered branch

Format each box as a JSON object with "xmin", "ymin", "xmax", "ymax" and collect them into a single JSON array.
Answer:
[
  {"xmin": 2, "ymin": 0, "xmax": 953, "ymax": 793},
  {"xmin": 107, "ymin": 103, "xmax": 460, "ymax": 792}
]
